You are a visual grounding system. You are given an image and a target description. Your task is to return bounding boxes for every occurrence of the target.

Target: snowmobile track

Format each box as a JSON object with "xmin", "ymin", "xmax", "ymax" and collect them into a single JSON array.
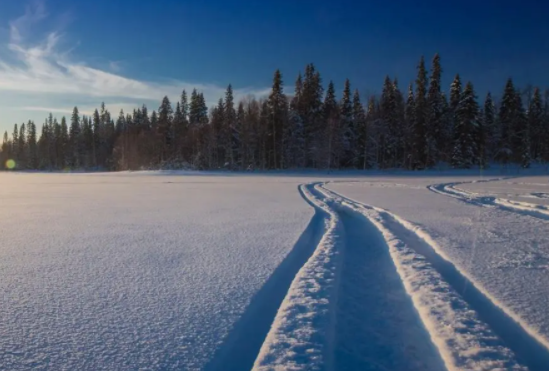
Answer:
[
  {"xmin": 322, "ymin": 183, "xmax": 549, "ymax": 371},
  {"xmin": 428, "ymin": 178, "xmax": 549, "ymax": 222}
]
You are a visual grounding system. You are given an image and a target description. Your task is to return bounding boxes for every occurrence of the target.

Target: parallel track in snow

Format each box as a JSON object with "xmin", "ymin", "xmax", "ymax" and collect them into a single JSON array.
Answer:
[
  {"xmin": 428, "ymin": 178, "xmax": 549, "ymax": 221},
  {"xmin": 251, "ymin": 181, "xmax": 549, "ymax": 371},
  {"xmin": 321, "ymin": 184, "xmax": 549, "ymax": 371}
]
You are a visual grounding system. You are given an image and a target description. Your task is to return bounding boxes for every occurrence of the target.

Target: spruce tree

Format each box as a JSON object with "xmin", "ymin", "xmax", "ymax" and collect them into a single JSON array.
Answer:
[
  {"xmin": 18, "ymin": 123, "xmax": 27, "ymax": 169},
  {"xmin": 380, "ymin": 76, "xmax": 396, "ymax": 168},
  {"xmin": 353, "ymin": 89, "xmax": 368, "ymax": 169},
  {"xmin": 70, "ymin": 107, "xmax": 81, "ymax": 168},
  {"xmin": 426, "ymin": 53, "xmax": 443, "ymax": 166},
  {"xmin": 482, "ymin": 92, "xmax": 496, "ymax": 163},
  {"xmin": 267, "ymin": 70, "xmax": 287, "ymax": 169},
  {"xmin": 323, "ymin": 81, "xmax": 339, "ymax": 169},
  {"xmin": 404, "ymin": 84, "xmax": 415, "ymax": 169},
  {"xmin": 11, "ymin": 124, "xmax": 19, "ymax": 165},
  {"xmin": 340, "ymin": 79, "xmax": 355, "ymax": 167},
  {"xmin": 224, "ymin": 85, "xmax": 236, "ymax": 168},
  {"xmin": 528, "ymin": 87, "xmax": 543, "ymax": 161},
  {"xmin": 157, "ymin": 96, "xmax": 174, "ymax": 163},
  {"xmin": 452, "ymin": 82, "xmax": 478, "ymax": 168},
  {"xmin": 413, "ymin": 56, "xmax": 428, "ymax": 169},
  {"xmin": 498, "ymin": 78, "xmax": 517, "ymax": 163},
  {"xmin": 285, "ymin": 73, "xmax": 305, "ymax": 168},
  {"xmin": 60, "ymin": 117, "xmax": 69, "ymax": 169},
  {"xmin": 516, "ymin": 92, "xmax": 530, "ymax": 168},
  {"xmin": 27, "ymin": 121, "xmax": 38, "ymax": 169},
  {"xmin": 301, "ymin": 64, "xmax": 324, "ymax": 167}
]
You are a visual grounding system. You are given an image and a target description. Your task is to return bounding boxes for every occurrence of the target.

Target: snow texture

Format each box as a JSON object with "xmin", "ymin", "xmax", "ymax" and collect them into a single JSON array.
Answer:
[
  {"xmin": 2, "ymin": 170, "xmax": 549, "ymax": 371},
  {"xmin": 0, "ymin": 172, "xmax": 312, "ymax": 371},
  {"xmin": 328, "ymin": 174, "xmax": 549, "ymax": 370}
]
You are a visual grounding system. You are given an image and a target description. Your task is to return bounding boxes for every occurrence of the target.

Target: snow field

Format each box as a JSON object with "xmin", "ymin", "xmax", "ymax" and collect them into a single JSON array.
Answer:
[{"xmin": 0, "ymin": 172, "xmax": 313, "ymax": 371}]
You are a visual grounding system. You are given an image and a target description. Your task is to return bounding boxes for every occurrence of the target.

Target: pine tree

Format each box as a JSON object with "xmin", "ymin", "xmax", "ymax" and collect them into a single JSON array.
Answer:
[
  {"xmin": 449, "ymin": 74, "xmax": 462, "ymax": 161},
  {"xmin": 323, "ymin": 81, "xmax": 339, "ymax": 169},
  {"xmin": 340, "ymin": 79, "xmax": 355, "ymax": 167},
  {"xmin": 60, "ymin": 117, "xmax": 69, "ymax": 169},
  {"xmin": 542, "ymin": 90, "xmax": 549, "ymax": 163},
  {"xmin": 452, "ymin": 82, "xmax": 478, "ymax": 168},
  {"xmin": 516, "ymin": 92, "xmax": 530, "ymax": 168},
  {"xmin": 1, "ymin": 131, "xmax": 9, "ymax": 168},
  {"xmin": 285, "ymin": 73, "xmax": 305, "ymax": 168},
  {"xmin": 379, "ymin": 76, "xmax": 396, "ymax": 168},
  {"xmin": 267, "ymin": 70, "xmax": 287, "ymax": 169},
  {"xmin": 18, "ymin": 123, "xmax": 27, "ymax": 169},
  {"xmin": 70, "ymin": 107, "xmax": 81, "ymax": 168},
  {"xmin": 528, "ymin": 87, "xmax": 543, "ymax": 161},
  {"xmin": 482, "ymin": 92, "xmax": 496, "ymax": 163},
  {"xmin": 11, "ymin": 124, "xmax": 19, "ymax": 166},
  {"xmin": 426, "ymin": 53, "xmax": 443, "ymax": 166},
  {"xmin": 353, "ymin": 89, "xmax": 368, "ymax": 169},
  {"xmin": 301, "ymin": 64, "xmax": 324, "ymax": 167},
  {"xmin": 224, "ymin": 85, "xmax": 236, "ymax": 168},
  {"xmin": 404, "ymin": 84, "xmax": 415, "ymax": 169},
  {"xmin": 157, "ymin": 96, "xmax": 174, "ymax": 163},
  {"xmin": 27, "ymin": 121, "xmax": 38, "ymax": 169},
  {"xmin": 497, "ymin": 78, "xmax": 517, "ymax": 163},
  {"xmin": 413, "ymin": 56, "xmax": 428, "ymax": 169}
]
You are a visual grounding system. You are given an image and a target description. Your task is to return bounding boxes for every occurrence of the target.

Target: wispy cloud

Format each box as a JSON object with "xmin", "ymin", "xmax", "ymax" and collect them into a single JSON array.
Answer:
[{"xmin": 0, "ymin": 1, "xmax": 270, "ymax": 114}]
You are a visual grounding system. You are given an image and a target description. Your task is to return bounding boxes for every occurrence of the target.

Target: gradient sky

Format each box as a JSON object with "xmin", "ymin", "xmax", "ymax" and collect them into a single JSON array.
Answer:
[{"xmin": 0, "ymin": 0, "xmax": 548, "ymax": 134}]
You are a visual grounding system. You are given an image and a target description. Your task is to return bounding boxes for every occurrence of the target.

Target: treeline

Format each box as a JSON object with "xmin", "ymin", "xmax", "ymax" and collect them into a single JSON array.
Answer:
[{"xmin": 1, "ymin": 54, "xmax": 549, "ymax": 171}]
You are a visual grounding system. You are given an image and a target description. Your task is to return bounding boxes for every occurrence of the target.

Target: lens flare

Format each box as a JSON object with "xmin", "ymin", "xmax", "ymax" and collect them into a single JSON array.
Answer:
[{"xmin": 5, "ymin": 159, "xmax": 15, "ymax": 169}]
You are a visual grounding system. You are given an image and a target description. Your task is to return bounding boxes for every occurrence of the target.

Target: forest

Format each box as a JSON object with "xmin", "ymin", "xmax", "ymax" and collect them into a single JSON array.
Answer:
[{"xmin": 1, "ymin": 54, "xmax": 548, "ymax": 171}]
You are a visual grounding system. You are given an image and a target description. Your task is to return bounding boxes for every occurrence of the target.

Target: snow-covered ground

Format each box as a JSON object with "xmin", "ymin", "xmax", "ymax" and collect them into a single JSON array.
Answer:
[
  {"xmin": 0, "ymin": 172, "xmax": 314, "ymax": 371},
  {"xmin": 1, "ymin": 170, "xmax": 549, "ymax": 370}
]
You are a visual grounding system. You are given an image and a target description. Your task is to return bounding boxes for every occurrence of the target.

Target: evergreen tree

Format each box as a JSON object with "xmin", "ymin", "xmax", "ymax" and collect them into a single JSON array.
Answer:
[
  {"xmin": 27, "ymin": 121, "xmax": 38, "ymax": 169},
  {"xmin": 413, "ymin": 56, "xmax": 428, "ymax": 169},
  {"xmin": 323, "ymin": 81, "xmax": 339, "ymax": 169},
  {"xmin": 285, "ymin": 74, "xmax": 305, "ymax": 168},
  {"xmin": 516, "ymin": 92, "xmax": 530, "ymax": 168},
  {"xmin": 11, "ymin": 124, "xmax": 19, "ymax": 165},
  {"xmin": 379, "ymin": 75, "xmax": 396, "ymax": 168},
  {"xmin": 340, "ymin": 79, "xmax": 355, "ymax": 167},
  {"xmin": 353, "ymin": 89, "xmax": 368, "ymax": 169},
  {"xmin": 452, "ymin": 82, "xmax": 478, "ymax": 168},
  {"xmin": 301, "ymin": 64, "xmax": 324, "ymax": 166},
  {"xmin": 482, "ymin": 92, "xmax": 496, "ymax": 163},
  {"xmin": 224, "ymin": 85, "xmax": 236, "ymax": 168},
  {"xmin": 426, "ymin": 53, "xmax": 443, "ymax": 166},
  {"xmin": 70, "ymin": 107, "xmax": 81, "ymax": 168},
  {"xmin": 18, "ymin": 123, "xmax": 27, "ymax": 168},
  {"xmin": 404, "ymin": 84, "xmax": 415, "ymax": 169},
  {"xmin": 528, "ymin": 87, "xmax": 543, "ymax": 161},
  {"xmin": 267, "ymin": 70, "xmax": 287, "ymax": 169},
  {"xmin": 1, "ymin": 131, "xmax": 9, "ymax": 167},
  {"xmin": 157, "ymin": 96, "xmax": 174, "ymax": 162},
  {"xmin": 497, "ymin": 78, "xmax": 517, "ymax": 163},
  {"xmin": 60, "ymin": 117, "xmax": 69, "ymax": 169}
]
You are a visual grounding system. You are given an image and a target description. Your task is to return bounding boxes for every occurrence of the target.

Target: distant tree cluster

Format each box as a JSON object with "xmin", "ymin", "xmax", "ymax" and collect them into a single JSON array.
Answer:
[{"xmin": 1, "ymin": 55, "xmax": 549, "ymax": 171}]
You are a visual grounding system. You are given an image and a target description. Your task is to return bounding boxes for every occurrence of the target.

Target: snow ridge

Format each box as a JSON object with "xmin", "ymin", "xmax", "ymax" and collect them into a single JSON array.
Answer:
[
  {"xmin": 252, "ymin": 184, "xmax": 343, "ymax": 371},
  {"xmin": 318, "ymin": 185, "xmax": 525, "ymax": 371},
  {"xmin": 429, "ymin": 178, "xmax": 549, "ymax": 221},
  {"xmin": 322, "ymin": 183, "xmax": 549, "ymax": 370}
]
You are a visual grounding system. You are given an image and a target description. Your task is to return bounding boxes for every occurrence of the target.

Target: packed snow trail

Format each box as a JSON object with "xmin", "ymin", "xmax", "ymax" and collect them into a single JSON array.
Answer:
[
  {"xmin": 252, "ymin": 183, "xmax": 343, "ymax": 371},
  {"xmin": 322, "ymin": 184, "xmax": 549, "ymax": 370},
  {"xmin": 428, "ymin": 178, "xmax": 549, "ymax": 221},
  {"xmin": 319, "ymin": 197, "xmax": 444, "ymax": 370},
  {"xmin": 204, "ymin": 187, "xmax": 326, "ymax": 371}
]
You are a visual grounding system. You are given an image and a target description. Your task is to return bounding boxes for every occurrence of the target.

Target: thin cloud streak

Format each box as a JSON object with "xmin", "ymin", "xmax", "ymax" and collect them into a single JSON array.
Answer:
[{"xmin": 0, "ymin": 1, "xmax": 270, "ymax": 110}]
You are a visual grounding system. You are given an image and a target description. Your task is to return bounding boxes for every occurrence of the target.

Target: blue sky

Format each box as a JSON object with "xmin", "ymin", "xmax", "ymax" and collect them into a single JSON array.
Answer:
[{"xmin": 0, "ymin": 0, "xmax": 548, "ymax": 134}]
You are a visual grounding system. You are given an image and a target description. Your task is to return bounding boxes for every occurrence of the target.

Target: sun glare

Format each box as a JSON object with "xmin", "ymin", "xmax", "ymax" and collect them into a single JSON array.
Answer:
[{"xmin": 5, "ymin": 159, "xmax": 15, "ymax": 169}]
